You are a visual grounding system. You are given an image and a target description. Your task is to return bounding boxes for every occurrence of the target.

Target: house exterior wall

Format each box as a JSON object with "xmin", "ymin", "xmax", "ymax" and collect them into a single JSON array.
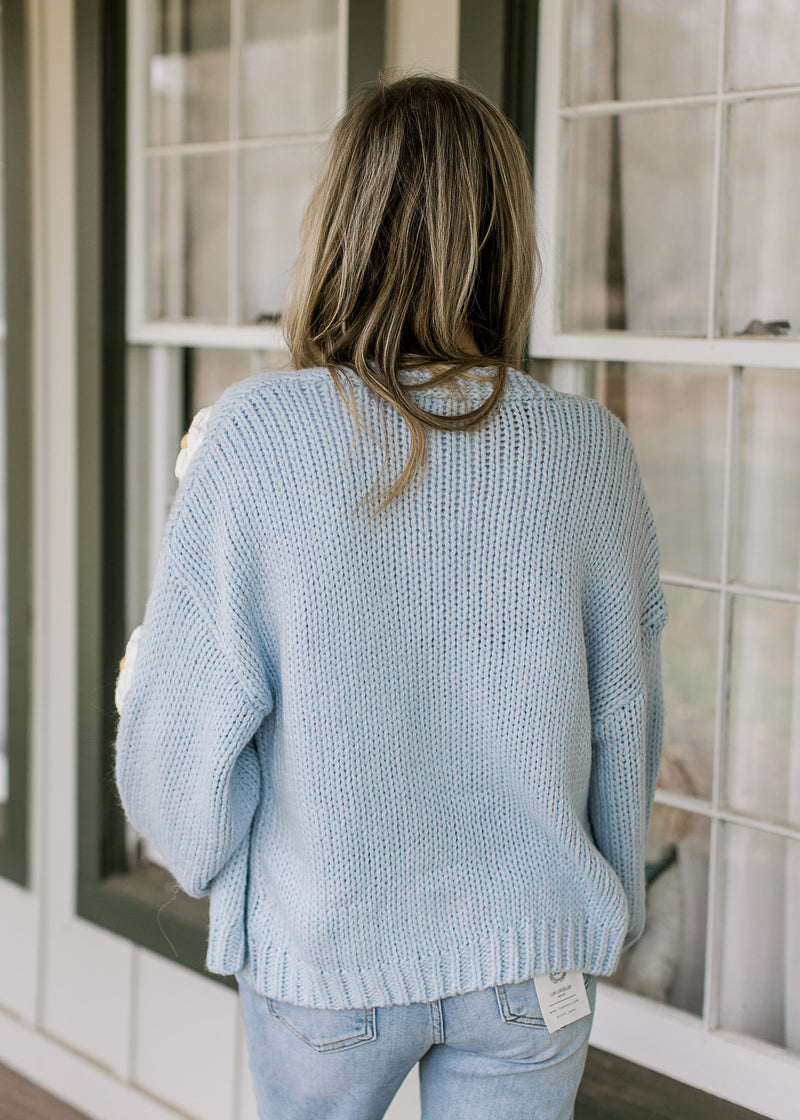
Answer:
[{"xmin": 0, "ymin": 3, "xmax": 797, "ymax": 1119}]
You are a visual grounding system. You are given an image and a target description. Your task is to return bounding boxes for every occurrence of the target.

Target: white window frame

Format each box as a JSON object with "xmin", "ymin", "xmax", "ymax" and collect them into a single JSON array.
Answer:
[
  {"xmin": 532, "ymin": 0, "xmax": 800, "ymax": 371},
  {"xmin": 532, "ymin": 3, "xmax": 800, "ymax": 1115},
  {"xmin": 126, "ymin": 0, "xmax": 350, "ymax": 352}
]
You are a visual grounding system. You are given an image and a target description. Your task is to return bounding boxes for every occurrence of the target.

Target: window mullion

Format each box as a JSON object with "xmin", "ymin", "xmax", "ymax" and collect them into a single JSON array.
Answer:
[
  {"xmin": 560, "ymin": 83, "xmax": 800, "ymax": 119},
  {"xmin": 705, "ymin": 0, "xmax": 729, "ymax": 340},
  {"xmin": 535, "ymin": 331, "xmax": 800, "ymax": 369},
  {"xmin": 337, "ymin": 0, "xmax": 349, "ymax": 115},
  {"xmin": 530, "ymin": 0, "xmax": 565, "ymax": 353},
  {"xmin": 144, "ymin": 132, "xmax": 331, "ymax": 156},
  {"xmin": 228, "ymin": 0, "xmax": 243, "ymax": 326},
  {"xmin": 146, "ymin": 347, "xmax": 184, "ymax": 578},
  {"xmin": 126, "ymin": 0, "xmax": 148, "ymax": 339},
  {"xmin": 703, "ymin": 363, "xmax": 742, "ymax": 1031}
]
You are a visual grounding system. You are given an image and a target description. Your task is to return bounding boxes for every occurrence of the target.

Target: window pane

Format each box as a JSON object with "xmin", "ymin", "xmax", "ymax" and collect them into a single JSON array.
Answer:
[
  {"xmin": 188, "ymin": 346, "xmax": 264, "ymax": 413},
  {"xmin": 720, "ymin": 825, "xmax": 800, "ymax": 1052},
  {"xmin": 240, "ymin": 143, "xmax": 322, "ymax": 323},
  {"xmin": 598, "ymin": 364, "xmax": 727, "ymax": 579},
  {"xmin": 241, "ymin": 0, "xmax": 339, "ymax": 137},
  {"xmin": 567, "ymin": 0, "xmax": 720, "ymax": 105},
  {"xmin": 661, "ymin": 586, "xmax": 718, "ymax": 801},
  {"xmin": 0, "ymin": 347, "xmax": 5, "ymax": 842},
  {"xmin": 0, "ymin": 14, "xmax": 6, "ymax": 841},
  {"xmin": 736, "ymin": 369, "xmax": 800, "ymax": 592},
  {"xmin": 146, "ymin": 0, "xmax": 230, "ymax": 146},
  {"xmin": 125, "ymin": 346, "xmax": 276, "ymax": 623},
  {"xmin": 609, "ymin": 811, "xmax": 709, "ymax": 1015},
  {"xmin": 725, "ymin": 97, "xmax": 800, "ymax": 338},
  {"xmin": 725, "ymin": 596, "xmax": 800, "ymax": 830},
  {"xmin": 732, "ymin": 0, "xmax": 800, "ymax": 90},
  {"xmin": 147, "ymin": 154, "xmax": 229, "ymax": 322},
  {"xmin": 0, "ymin": 26, "xmax": 4, "ymax": 320},
  {"xmin": 563, "ymin": 109, "xmax": 714, "ymax": 334},
  {"xmin": 124, "ymin": 345, "xmax": 273, "ymax": 874}
]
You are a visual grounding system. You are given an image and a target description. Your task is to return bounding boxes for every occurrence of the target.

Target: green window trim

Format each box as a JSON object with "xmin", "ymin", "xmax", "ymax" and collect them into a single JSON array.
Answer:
[
  {"xmin": 76, "ymin": 0, "xmax": 386, "ymax": 986},
  {"xmin": 0, "ymin": 0, "xmax": 33, "ymax": 888}
]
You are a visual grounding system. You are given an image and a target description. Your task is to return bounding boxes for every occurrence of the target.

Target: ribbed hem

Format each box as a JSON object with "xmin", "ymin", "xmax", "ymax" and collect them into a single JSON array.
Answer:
[{"xmin": 226, "ymin": 908, "xmax": 629, "ymax": 1010}]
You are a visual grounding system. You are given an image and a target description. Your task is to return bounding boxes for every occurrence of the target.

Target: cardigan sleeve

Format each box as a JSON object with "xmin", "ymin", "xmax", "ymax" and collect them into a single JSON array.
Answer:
[
  {"xmin": 582, "ymin": 413, "xmax": 669, "ymax": 949},
  {"xmin": 114, "ymin": 404, "xmax": 274, "ymax": 898},
  {"xmin": 114, "ymin": 551, "xmax": 272, "ymax": 898},
  {"xmin": 587, "ymin": 623, "xmax": 665, "ymax": 948}
]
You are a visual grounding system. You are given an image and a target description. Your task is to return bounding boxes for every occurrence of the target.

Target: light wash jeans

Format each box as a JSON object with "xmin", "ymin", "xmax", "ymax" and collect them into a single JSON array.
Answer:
[{"xmin": 236, "ymin": 973, "xmax": 597, "ymax": 1119}]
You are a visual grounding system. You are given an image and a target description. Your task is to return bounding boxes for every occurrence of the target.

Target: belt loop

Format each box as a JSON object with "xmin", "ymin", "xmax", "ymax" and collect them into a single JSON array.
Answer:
[{"xmin": 429, "ymin": 998, "xmax": 444, "ymax": 1044}]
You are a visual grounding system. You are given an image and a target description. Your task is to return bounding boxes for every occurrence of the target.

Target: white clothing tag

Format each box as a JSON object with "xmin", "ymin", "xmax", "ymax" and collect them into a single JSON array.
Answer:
[{"xmin": 532, "ymin": 970, "xmax": 592, "ymax": 1033}]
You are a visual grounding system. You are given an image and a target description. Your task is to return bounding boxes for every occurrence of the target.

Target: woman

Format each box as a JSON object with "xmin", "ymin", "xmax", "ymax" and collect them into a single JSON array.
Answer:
[{"xmin": 115, "ymin": 75, "xmax": 667, "ymax": 1119}]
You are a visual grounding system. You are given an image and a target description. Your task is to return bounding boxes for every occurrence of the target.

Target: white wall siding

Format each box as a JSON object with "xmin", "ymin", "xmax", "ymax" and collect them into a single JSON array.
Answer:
[
  {"xmin": 132, "ymin": 953, "xmax": 240, "ymax": 1120},
  {"xmin": 0, "ymin": 880, "xmax": 38, "ymax": 1022}
]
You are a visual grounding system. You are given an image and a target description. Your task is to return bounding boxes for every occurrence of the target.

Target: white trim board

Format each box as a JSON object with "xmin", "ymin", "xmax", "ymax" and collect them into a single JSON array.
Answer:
[
  {"xmin": 0, "ymin": 1004, "xmax": 188, "ymax": 1120},
  {"xmin": 593, "ymin": 982, "xmax": 799, "ymax": 1120}
]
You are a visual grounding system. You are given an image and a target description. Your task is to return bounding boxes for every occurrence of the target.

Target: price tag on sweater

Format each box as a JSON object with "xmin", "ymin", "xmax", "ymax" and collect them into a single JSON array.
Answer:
[{"xmin": 533, "ymin": 971, "xmax": 592, "ymax": 1032}]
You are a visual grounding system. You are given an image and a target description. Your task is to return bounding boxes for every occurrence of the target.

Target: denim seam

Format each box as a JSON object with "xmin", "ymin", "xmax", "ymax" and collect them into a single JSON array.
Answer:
[{"xmin": 494, "ymin": 983, "xmax": 547, "ymax": 1028}]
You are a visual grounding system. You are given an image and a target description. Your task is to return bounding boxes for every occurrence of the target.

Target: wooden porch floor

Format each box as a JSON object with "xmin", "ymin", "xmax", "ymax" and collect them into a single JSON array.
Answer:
[
  {"xmin": 0, "ymin": 1049, "xmax": 768, "ymax": 1119},
  {"xmin": 0, "ymin": 1061, "xmax": 89, "ymax": 1120},
  {"xmin": 575, "ymin": 1048, "xmax": 767, "ymax": 1119}
]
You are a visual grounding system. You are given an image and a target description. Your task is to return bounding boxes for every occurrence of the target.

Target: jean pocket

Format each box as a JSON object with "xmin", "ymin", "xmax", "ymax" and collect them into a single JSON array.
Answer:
[
  {"xmin": 265, "ymin": 998, "xmax": 377, "ymax": 1052},
  {"xmin": 494, "ymin": 974, "xmax": 594, "ymax": 1028},
  {"xmin": 494, "ymin": 978, "xmax": 547, "ymax": 1027}
]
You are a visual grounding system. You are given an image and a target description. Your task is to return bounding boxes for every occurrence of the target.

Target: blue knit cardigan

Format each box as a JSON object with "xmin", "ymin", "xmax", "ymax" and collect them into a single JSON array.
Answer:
[{"xmin": 114, "ymin": 366, "xmax": 668, "ymax": 1009}]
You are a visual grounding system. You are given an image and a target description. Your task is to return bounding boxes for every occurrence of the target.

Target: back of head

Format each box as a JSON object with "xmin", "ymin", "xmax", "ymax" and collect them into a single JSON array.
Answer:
[{"xmin": 284, "ymin": 74, "xmax": 538, "ymax": 512}]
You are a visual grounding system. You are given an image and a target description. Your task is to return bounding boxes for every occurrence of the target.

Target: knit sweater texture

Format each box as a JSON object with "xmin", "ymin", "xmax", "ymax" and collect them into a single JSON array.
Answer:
[{"xmin": 114, "ymin": 365, "xmax": 668, "ymax": 1010}]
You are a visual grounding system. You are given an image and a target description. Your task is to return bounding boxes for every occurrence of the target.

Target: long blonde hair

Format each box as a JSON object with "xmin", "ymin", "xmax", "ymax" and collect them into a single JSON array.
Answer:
[{"xmin": 284, "ymin": 75, "xmax": 538, "ymax": 513}]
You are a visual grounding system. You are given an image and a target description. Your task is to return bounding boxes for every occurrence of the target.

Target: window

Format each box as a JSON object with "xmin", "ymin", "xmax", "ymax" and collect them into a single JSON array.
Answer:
[
  {"xmin": 531, "ymin": 0, "xmax": 800, "ymax": 1065},
  {"xmin": 78, "ymin": 0, "xmax": 385, "ymax": 979},
  {"xmin": 128, "ymin": 0, "xmax": 347, "ymax": 344},
  {"xmin": 0, "ymin": 0, "xmax": 32, "ymax": 887}
]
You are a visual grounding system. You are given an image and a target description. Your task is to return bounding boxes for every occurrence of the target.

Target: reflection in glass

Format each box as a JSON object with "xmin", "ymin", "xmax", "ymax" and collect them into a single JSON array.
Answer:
[
  {"xmin": 720, "ymin": 825, "xmax": 800, "ymax": 1052},
  {"xmin": 147, "ymin": 154, "xmax": 229, "ymax": 322},
  {"xmin": 726, "ymin": 98, "xmax": 800, "ymax": 338},
  {"xmin": 732, "ymin": 0, "xmax": 800, "ymax": 90},
  {"xmin": 188, "ymin": 347, "xmax": 266, "ymax": 414},
  {"xmin": 123, "ymin": 345, "xmax": 271, "ymax": 877},
  {"xmin": 240, "ymin": 144, "xmax": 323, "ymax": 323},
  {"xmin": 609, "ymin": 811, "xmax": 709, "ymax": 1015},
  {"xmin": 0, "ymin": 22, "xmax": 4, "ymax": 322},
  {"xmin": 567, "ymin": 0, "xmax": 720, "ymax": 106},
  {"xmin": 147, "ymin": 0, "xmax": 230, "ymax": 146},
  {"xmin": 0, "ymin": 346, "xmax": 5, "ymax": 840},
  {"xmin": 737, "ymin": 370, "xmax": 800, "ymax": 592},
  {"xmin": 241, "ymin": 0, "xmax": 339, "ymax": 137},
  {"xmin": 597, "ymin": 364, "xmax": 727, "ymax": 579},
  {"xmin": 726, "ymin": 596, "xmax": 800, "ymax": 830},
  {"xmin": 0, "ymin": 13, "xmax": 5, "ymax": 841},
  {"xmin": 124, "ymin": 346, "xmax": 292, "ymax": 875},
  {"xmin": 661, "ymin": 587, "xmax": 718, "ymax": 800},
  {"xmin": 563, "ymin": 109, "xmax": 714, "ymax": 334}
]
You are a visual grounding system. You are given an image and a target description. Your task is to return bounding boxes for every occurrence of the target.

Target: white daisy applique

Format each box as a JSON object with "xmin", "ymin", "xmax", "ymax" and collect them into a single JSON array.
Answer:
[
  {"xmin": 174, "ymin": 406, "xmax": 211, "ymax": 482},
  {"xmin": 115, "ymin": 625, "xmax": 142, "ymax": 715},
  {"xmin": 115, "ymin": 407, "xmax": 212, "ymax": 716}
]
